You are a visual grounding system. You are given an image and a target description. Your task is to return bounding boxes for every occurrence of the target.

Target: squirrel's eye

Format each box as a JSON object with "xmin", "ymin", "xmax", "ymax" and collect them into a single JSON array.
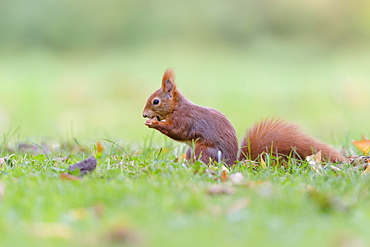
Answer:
[{"xmin": 153, "ymin": 99, "xmax": 160, "ymax": 105}]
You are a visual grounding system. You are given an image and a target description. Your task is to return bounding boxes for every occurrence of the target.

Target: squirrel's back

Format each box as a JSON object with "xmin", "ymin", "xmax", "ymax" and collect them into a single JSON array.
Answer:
[
  {"xmin": 239, "ymin": 119, "xmax": 346, "ymax": 163},
  {"xmin": 178, "ymin": 103, "xmax": 239, "ymax": 164}
]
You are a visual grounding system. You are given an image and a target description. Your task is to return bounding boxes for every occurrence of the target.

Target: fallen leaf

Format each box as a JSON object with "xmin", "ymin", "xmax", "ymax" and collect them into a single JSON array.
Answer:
[
  {"xmin": 306, "ymin": 151, "xmax": 323, "ymax": 174},
  {"xmin": 348, "ymin": 155, "xmax": 370, "ymax": 170},
  {"xmin": 220, "ymin": 170, "xmax": 228, "ymax": 183},
  {"xmin": 352, "ymin": 137, "xmax": 370, "ymax": 155},
  {"xmin": 68, "ymin": 156, "xmax": 97, "ymax": 176},
  {"xmin": 96, "ymin": 142, "xmax": 104, "ymax": 153},
  {"xmin": 229, "ymin": 172, "xmax": 245, "ymax": 185},
  {"xmin": 207, "ymin": 185, "xmax": 235, "ymax": 195},
  {"xmin": 307, "ymin": 151, "xmax": 322, "ymax": 164},
  {"xmin": 60, "ymin": 173, "xmax": 80, "ymax": 181},
  {"xmin": 206, "ymin": 164, "xmax": 229, "ymax": 178}
]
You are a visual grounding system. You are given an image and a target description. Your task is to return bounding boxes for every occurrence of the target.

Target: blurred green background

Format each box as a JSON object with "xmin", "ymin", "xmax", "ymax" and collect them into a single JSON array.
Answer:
[{"xmin": 0, "ymin": 0, "xmax": 370, "ymax": 146}]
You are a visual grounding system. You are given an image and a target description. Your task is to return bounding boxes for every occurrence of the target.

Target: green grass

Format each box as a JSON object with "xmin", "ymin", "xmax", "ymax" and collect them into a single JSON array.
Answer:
[{"xmin": 0, "ymin": 136, "xmax": 369, "ymax": 247}]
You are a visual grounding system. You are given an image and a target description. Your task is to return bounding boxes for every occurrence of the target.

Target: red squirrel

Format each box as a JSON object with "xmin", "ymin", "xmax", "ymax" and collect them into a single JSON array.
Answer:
[{"xmin": 143, "ymin": 69, "xmax": 346, "ymax": 165}]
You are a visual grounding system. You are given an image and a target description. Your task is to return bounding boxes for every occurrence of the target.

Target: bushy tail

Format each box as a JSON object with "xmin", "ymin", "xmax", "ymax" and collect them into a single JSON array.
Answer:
[{"xmin": 238, "ymin": 119, "xmax": 346, "ymax": 163}]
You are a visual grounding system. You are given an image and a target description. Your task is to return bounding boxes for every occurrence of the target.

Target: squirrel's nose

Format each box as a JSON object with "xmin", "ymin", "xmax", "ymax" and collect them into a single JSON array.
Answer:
[{"xmin": 143, "ymin": 113, "xmax": 148, "ymax": 118}]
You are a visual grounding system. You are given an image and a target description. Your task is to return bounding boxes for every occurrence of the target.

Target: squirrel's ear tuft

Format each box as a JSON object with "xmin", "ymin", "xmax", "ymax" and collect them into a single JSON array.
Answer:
[{"xmin": 162, "ymin": 69, "xmax": 176, "ymax": 92}]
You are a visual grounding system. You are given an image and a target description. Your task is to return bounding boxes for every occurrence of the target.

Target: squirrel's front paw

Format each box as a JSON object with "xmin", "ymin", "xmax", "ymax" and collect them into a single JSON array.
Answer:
[{"xmin": 145, "ymin": 118, "xmax": 158, "ymax": 127}]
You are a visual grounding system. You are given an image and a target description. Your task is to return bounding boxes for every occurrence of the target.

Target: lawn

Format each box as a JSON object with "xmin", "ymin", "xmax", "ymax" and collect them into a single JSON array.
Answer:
[{"xmin": 0, "ymin": 138, "xmax": 370, "ymax": 247}]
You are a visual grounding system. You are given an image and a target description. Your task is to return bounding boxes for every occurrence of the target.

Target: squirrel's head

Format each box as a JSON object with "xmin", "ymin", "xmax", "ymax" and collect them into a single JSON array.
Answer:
[{"xmin": 143, "ymin": 69, "xmax": 178, "ymax": 121}]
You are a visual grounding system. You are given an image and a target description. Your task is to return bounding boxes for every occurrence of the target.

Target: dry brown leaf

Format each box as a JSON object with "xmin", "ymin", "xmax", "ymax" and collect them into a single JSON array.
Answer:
[
  {"xmin": 306, "ymin": 151, "xmax": 322, "ymax": 174},
  {"xmin": 60, "ymin": 173, "xmax": 80, "ymax": 181},
  {"xmin": 96, "ymin": 142, "xmax": 104, "ymax": 153},
  {"xmin": 220, "ymin": 170, "xmax": 228, "ymax": 183},
  {"xmin": 68, "ymin": 156, "xmax": 97, "ymax": 176},
  {"xmin": 352, "ymin": 137, "xmax": 370, "ymax": 155},
  {"xmin": 207, "ymin": 185, "xmax": 235, "ymax": 195},
  {"xmin": 307, "ymin": 151, "xmax": 322, "ymax": 164}
]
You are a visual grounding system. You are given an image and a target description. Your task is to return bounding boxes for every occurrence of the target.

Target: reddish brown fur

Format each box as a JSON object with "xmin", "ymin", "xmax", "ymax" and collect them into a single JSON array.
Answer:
[
  {"xmin": 162, "ymin": 68, "xmax": 175, "ymax": 85},
  {"xmin": 143, "ymin": 69, "xmax": 238, "ymax": 165},
  {"xmin": 239, "ymin": 119, "xmax": 346, "ymax": 162},
  {"xmin": 143, "ymin": 69, "xmax": 345, "ymax": 165}
]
